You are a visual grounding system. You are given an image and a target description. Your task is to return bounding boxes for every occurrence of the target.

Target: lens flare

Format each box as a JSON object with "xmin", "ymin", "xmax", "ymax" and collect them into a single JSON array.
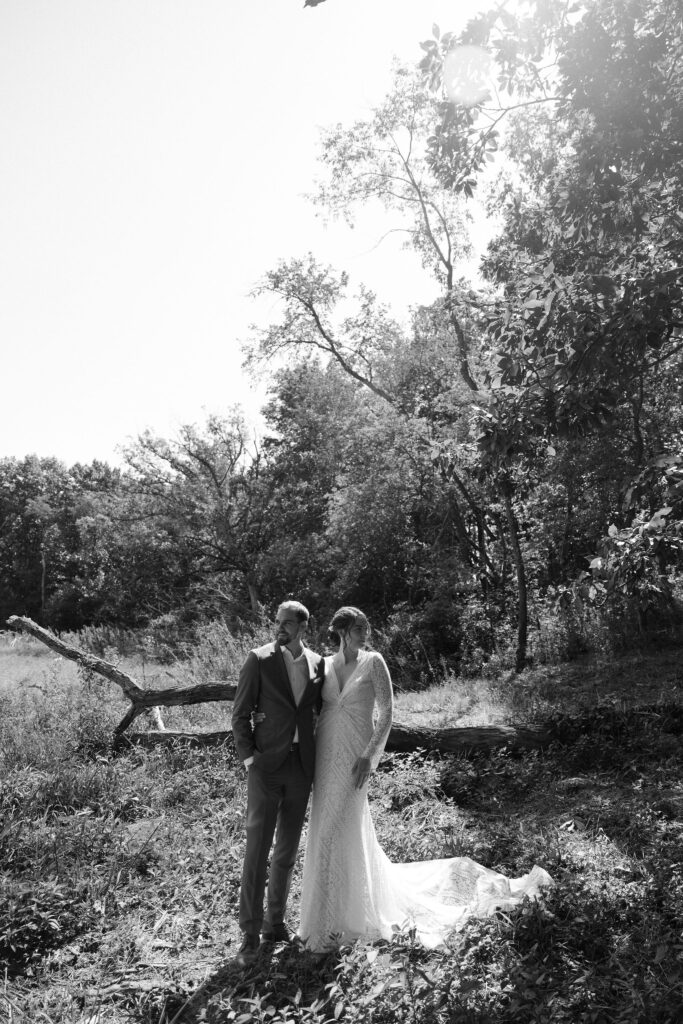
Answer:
[{"xmin": 443, "ymin": 45, "xmax": 493, "ymax": 108}]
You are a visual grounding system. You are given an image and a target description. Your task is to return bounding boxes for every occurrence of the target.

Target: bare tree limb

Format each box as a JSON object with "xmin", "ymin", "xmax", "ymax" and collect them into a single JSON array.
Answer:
[
  {"xmin": 8, "ymin": 615, "xmax": 555, "ymax": 754},
  {"xmin": 7, "ymin": 616, "xmax": 234, "ymax": 735},
  {"xmin": 8, "ymin": 616, "xmax": 145, "ymax": 702}
]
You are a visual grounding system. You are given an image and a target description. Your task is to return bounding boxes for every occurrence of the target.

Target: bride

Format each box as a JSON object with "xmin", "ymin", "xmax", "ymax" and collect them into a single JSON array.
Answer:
[{"xmin": 298, "ymin": 606, "xmax": 552, "ymax": 952}]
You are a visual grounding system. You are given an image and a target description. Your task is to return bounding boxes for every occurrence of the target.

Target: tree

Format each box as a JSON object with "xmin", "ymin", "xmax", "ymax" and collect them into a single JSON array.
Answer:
[
  {"xmin": 417, "ymin": 0, "xmax": 683, "ymax": 644},
  {"xmin": 0, "ymin": 456, "xmax": 81, "ymax": 627},
  {"xmin": 247, "ymin": 53, "xmax": 544, "ymax": 669},
  {"xmin": 256, "ymin": 356, "xmax": 492, "ymax": 672},
  {"xmin": 420, "ymin": 0, "xmax": 682, "ymax": 428},
  {"xmin": 311, "ymin": 64, "xmax": 480, "ymax": 391},
  {"xmin": 254, "ymin": 358, "xmax": 363, "ymax": 616},
  {"xmin": 248, "ymin": 255, "xmax": 403, "ymax": 405},
  {"xmin": 119, "ymin": 411, "xmax": 270, "ymax": 620}
]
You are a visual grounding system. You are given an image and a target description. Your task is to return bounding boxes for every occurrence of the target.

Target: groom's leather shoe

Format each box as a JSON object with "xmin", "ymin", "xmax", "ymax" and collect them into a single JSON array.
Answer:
[
  {"xmin": 235, "ymin": 933, "xmax": 260, "ymax": 967},
  {"xmin": 261, "ymin": 922, "xmax": 293, "ymax": 944}
]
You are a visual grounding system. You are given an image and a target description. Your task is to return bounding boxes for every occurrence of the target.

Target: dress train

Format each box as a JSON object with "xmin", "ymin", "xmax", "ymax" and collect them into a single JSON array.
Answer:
[{"xmin": 299, "ymin": 651, "xmax": 552, "ymax": 951}]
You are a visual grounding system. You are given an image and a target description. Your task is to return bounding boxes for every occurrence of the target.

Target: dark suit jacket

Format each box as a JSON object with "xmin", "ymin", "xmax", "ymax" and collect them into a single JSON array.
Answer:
[{"xmin": 232, "ymin": 642, "xmax": 324, "ymax": 777}]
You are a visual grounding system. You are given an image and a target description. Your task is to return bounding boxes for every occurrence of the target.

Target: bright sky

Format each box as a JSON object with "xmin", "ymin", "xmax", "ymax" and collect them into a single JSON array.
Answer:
[{"xmin": 1, "ymin": 0, "xmax": 495, "ymax": 467}]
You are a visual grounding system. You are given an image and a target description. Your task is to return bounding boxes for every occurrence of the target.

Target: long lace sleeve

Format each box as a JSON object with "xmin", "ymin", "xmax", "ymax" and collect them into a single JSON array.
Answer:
[{"xmin": 361, "ymin": 652, "xmax": 393, "ymax": 769}]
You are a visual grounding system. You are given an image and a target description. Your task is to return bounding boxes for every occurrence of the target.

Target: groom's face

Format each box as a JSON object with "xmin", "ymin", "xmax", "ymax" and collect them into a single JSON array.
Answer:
[{"xmin": 274, "ymin": 606, "xmax": 306, "ymax": 650}]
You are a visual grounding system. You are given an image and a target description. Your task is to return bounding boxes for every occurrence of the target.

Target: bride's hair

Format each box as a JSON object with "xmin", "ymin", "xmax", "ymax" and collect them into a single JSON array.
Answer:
[{"xmin": 328, "ymin": 606, "xmax": 370, "ymax": 640}]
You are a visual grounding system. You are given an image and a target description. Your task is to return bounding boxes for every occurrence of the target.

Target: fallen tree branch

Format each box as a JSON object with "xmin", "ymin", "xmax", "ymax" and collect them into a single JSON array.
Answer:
[
  {"xmin": 8, "ymin": 615, "xmax": 553, "ymax": 754},
  {"xmin": 387, "ymin": 721, "xmax": 553, "ymax": 752},
  {"xmin": 8, "ymin": 615, "xmax": 144, "ymax": 702},
  {"xmin": 6, "ymin": 616, "xmax": 237, "ymax": 733},
  {"xmin": 117, "ymin": 721, "xmax": 553, "ymax": 755}
]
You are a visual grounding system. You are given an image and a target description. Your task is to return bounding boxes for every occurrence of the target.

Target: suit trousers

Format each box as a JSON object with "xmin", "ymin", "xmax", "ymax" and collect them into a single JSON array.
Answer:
[{"xmin": 239, "ymin": 747, "xmax": 312, "ymax": 935}]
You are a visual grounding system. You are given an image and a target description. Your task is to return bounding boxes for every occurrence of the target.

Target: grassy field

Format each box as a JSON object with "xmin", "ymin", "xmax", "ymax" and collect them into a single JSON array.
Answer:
[{"xmin": 1, "ymin": 630, "xmax": 682, "ymax": 1023}]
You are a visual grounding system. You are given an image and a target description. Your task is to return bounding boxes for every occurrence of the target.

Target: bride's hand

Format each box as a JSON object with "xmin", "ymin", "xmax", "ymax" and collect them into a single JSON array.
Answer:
[
  {"xmin": 250, "ymin": 711, "xmax": 266, "ymax": 728},
  {"xmin": 352, "ymin": 757, "xmax": 372, "ymax": 789}
]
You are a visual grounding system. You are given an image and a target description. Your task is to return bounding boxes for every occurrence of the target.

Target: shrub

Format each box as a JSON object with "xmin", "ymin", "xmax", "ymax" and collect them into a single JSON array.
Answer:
[
  {"xmin": 0, "ymin": 877, "xmax": 86, "ymax": 970},
  {"xmin": 182, "ymin": 618, "xmax": 273, "ymax": 685}
]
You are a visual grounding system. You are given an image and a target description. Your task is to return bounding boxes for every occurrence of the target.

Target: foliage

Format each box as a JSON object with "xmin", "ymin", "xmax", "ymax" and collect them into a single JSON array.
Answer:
[
  {"xmin": 0, "ymin": 455, "xmax": 111, "ymax": 629},
  {"xmin": 498, "ymin": 4, "xmax": 680, "ymax": 416},
  {"xmin": 549, "ymin": 451, "xmax": 683, "ymax": 639},
  {"xmin": 0, "ymin": 877, "xmax": 86, "ymax": 969},
  {"xmin": 409, "ymin": 0, "xmax": 683, "ymax": 665},
  {"xmin": 3, "ymin": 638, "xmax": 683, "ymax": 1021},
  {"xmin": 119, "ymin": 409, "xmax": 271, "ymax": 620},
  {"xmin": 4, "ymin": 1, "xmax": 683, "ymax": 676}
]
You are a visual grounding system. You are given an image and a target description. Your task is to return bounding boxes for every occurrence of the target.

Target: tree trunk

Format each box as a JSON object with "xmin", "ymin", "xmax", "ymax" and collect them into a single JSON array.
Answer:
[
  {"xmin": 500, "ymin": 477, "xmax": 528, "ymax": 674},
  {"xmin": 631, "ymin": 374, "xmax": 645, "ymax": 467},
  {"xmin": 247, "ymin": 581, "xmax": 261, "ymax": 615},
  {"xmin": 40, "ymin": 543, "xmax": 47, "ymax": 620},
  {"xmin": 559, "ymin": 469, "xmax": 575, "ymax": 575},
  {"xmin": 118, "ymin": 721, "xmax": 554, "ymax": 755}
]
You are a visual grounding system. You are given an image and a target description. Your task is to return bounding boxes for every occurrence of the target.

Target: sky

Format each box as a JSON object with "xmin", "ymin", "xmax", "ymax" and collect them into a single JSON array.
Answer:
[{"xmin": 1, "ymin": 0, "xmax": 497, "ymax": 467}]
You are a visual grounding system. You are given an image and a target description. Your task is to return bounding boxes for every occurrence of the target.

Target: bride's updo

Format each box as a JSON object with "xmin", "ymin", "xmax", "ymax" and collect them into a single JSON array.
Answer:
[{"xmin": 328, "ymin": 606, "xmax": 371, "ymax": 641}]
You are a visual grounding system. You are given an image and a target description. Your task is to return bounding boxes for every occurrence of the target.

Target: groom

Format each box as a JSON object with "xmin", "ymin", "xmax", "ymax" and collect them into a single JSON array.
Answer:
[{"xmin": 232, "ymin": 599, "xmax": 324, "ymax": 967}]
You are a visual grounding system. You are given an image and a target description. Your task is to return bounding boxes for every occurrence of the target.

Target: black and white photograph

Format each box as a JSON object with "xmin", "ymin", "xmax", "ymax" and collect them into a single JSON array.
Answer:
[{"xmin": 2, "ymin": 1, "xmax": 682, "ymax": 1021}]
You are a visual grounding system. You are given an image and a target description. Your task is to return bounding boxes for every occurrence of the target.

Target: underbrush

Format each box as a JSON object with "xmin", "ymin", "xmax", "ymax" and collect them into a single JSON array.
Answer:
[
  {"xmin": 66, "ymin": 617, "xmax": 273, "ymax": 679},
  {"xmin": 1, "ymin": 647, "xmax": 682, "ymax": 1023}
]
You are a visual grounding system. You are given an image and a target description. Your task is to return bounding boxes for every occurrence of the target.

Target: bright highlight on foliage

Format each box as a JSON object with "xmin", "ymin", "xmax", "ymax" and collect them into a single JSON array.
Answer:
[{"xmin": 443, "ymin": 44, "xmax": 492, "ymax": 107}]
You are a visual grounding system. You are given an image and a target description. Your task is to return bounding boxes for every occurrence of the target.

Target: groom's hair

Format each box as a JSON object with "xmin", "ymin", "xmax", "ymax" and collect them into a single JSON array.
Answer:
[{"xmin": 278, "ymin": 600, "xmax": 310, "ymax": 623}]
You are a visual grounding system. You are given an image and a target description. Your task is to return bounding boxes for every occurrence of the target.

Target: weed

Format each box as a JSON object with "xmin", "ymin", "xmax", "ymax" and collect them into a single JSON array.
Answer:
[
  {"xmin": 0, "ymin": 877, "xmax": 87, "ymax": 971},
  {"xmin": 1, "ymin": 634, "xmax": 682, "ymax": 1022}
]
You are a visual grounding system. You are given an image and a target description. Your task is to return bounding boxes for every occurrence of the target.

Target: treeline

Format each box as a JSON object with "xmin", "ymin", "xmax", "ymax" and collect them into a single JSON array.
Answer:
[{"xmin": 3, "ymin": 0, "xmax": 682, "ymax": 675}]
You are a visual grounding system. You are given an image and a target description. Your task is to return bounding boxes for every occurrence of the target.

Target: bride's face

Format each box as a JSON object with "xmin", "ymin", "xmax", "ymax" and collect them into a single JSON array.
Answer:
[{"xmin": 345, "ymin": 620, "xmax": 369, "ymax": 652}]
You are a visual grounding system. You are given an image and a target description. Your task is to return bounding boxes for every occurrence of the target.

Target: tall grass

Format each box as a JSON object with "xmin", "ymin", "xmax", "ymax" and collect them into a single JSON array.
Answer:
[{"xmin": 1, "ymin": 625, "xmax": 682, "ymax": 1023}]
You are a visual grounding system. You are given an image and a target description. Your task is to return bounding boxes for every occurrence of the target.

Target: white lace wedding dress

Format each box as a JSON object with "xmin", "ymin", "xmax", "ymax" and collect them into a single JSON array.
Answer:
[{"xmin": 299, "ymin": 650, "xmax": 552, "ymax": 951}]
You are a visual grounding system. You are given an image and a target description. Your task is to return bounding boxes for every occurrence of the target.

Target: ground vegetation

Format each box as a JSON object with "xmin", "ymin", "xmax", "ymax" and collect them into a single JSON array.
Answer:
[{"xmin": 1, "ymin": 632, "xmax": 681, "ymax": 1023}]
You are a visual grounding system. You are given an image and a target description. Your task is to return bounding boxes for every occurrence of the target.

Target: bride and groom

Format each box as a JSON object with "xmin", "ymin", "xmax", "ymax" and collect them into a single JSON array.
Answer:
[{"xmin": 231, "ymin": 599, "xmax": 551, "ymax": 967}]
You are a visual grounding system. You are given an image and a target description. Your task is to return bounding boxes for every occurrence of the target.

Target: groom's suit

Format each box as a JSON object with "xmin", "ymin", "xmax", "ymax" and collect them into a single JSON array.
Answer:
[{"xmin": 232, "ymin": 641, "xmax": 324, "ymax": 936}]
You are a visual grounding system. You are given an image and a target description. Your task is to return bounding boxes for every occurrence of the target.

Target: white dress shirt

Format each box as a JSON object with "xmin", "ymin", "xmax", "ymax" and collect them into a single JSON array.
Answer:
[{"xmin": 281, "ymin": 644, "xmax": 310, "ymax": 743}]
